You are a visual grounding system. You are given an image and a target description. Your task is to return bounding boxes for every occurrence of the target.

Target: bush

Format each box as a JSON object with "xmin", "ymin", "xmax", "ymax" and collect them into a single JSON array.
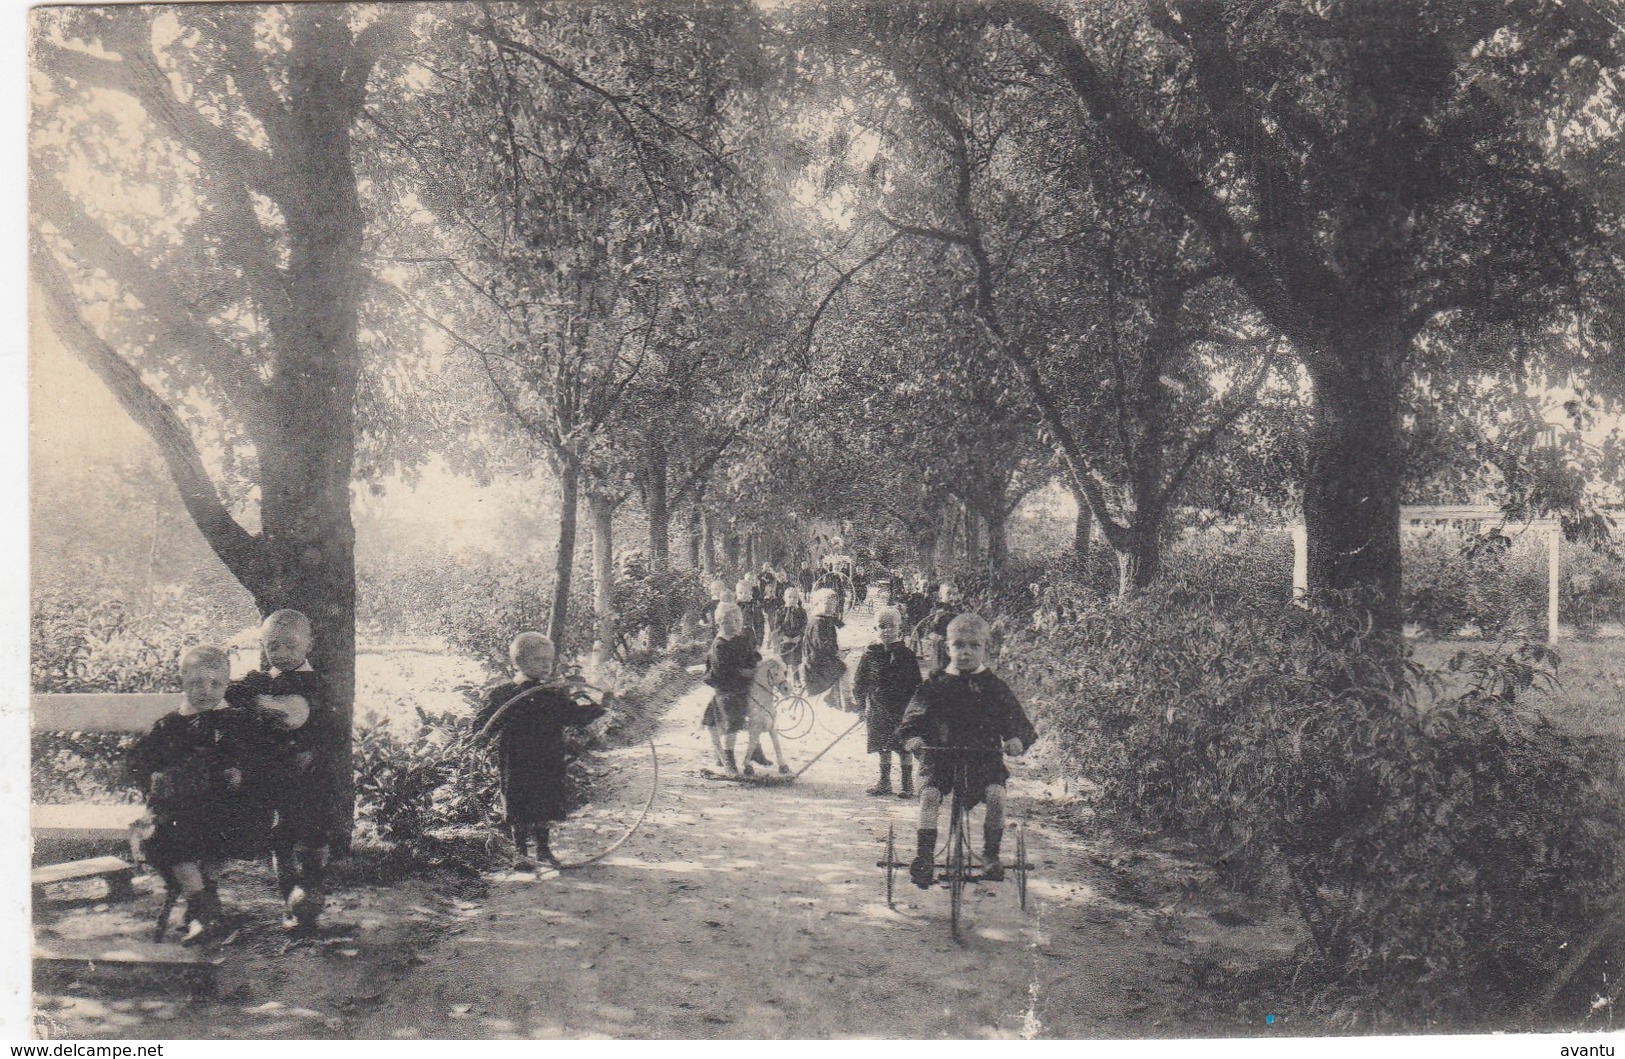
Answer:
[
  {"xmin": 31, "ymin": 731, "xmax": 139, "ymax": 805},
  {"xmin": 31, "ymin": 591, "xmax": 223, "ymax": 693},
  {"xmin": 1004, "ymin": 594, "xmax": 1625, "ymax": 1022}
]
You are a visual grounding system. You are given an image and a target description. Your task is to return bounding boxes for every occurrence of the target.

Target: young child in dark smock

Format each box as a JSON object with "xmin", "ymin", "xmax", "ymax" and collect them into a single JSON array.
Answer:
[
  {"xmin": 224, "ymin": 609, "xmax": 333, "ymax": 931},
  {"xmin": 853, "ymin": 606, "xmax": 922, "ymax": 798},
  {"xmin": 700, "ymin": 604, "xmax": 762, "ymax": 778},
  {"xmin": 128, "ymin": 645, "xmax": 238, "ymax": 942},
  {"xmin": 475, "ymin": 632, "xmax": 608, "ymax": 870},
  {"xmin": 897, "ymin": 613, "xmax": 1037, "ymax": 889}
]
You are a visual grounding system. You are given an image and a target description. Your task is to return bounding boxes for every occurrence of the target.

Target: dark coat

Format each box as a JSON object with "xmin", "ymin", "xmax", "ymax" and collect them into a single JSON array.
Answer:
[
  {"xmin": 775, "ymin": 604, "xmax": 808, "ymax": 668},
  {"xmin": 475, "ymin": 679, "xmax": 607, "ymax": 824},
  {"xmin": 701, "ymin": 633, "xmax": 761, "ymax": 732},
  {"xmin": 896, "ymin": 669, "xmax": 1037, "ymax": 806},
  {"xmin": 226, "ymin": 667, "xmax": 332, "ymax": 846},
  {"xmin": 127, "ymin": 710, "xmax": 232, "ymax": 867},
  {"xmin": 853, "ymin": 641, "xmax": 923, "ymax": 753},
  {"xmin": 802, "ymin": 614, "xmax": 846, "ymax": 697}
]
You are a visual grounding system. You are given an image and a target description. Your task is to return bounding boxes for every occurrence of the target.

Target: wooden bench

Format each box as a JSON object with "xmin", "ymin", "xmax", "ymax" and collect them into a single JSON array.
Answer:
[
  {"xmin": 34, "ymin": 940, "xmax": 220, "ymax": 995},
  {"xmin": 31, "ymin": 855, "xmax": 137, "ymax": 903}
]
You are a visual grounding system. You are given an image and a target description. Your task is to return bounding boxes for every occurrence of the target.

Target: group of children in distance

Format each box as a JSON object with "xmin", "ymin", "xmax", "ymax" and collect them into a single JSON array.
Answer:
[
  {"xmin": 127, "ymin": 610, "xmax": 332, "ymax": 942},
  {"xmin": 704, "ymin": 576, "xmax": 1039, "ymax": 890},
  {"xmin": 131, "ymin": 581, "xmax": 1037, "ymax": 942}
]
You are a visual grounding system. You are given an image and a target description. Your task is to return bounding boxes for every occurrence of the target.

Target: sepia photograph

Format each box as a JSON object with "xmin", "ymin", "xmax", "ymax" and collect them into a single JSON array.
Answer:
[{"xmin": 20, "ymin": 0, "xmax": 1625, "ymax": 1042}]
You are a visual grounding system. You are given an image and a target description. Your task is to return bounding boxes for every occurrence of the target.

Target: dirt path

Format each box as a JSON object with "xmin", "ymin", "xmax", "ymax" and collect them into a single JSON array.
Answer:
[{"xmin": 35, "ymin": 605, "xmax": 1305, "ymax": 1039}]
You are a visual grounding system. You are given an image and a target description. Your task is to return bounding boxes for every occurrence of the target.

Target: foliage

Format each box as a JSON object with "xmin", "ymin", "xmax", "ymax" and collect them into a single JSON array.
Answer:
[
  {"xmin": 1004, "ymin": 594, "xmax": 1625, "ymax": 1020},
  {"xmin": 31, "ymin": 731, "xmax": 139, "ymax": 805},
  {"xmin": 31, "ymin": 590, "xmax": 223, "ymax": 693},
  {"xmin": 352, "ymin": 708, "xmax": 502, "ymax": 847}
]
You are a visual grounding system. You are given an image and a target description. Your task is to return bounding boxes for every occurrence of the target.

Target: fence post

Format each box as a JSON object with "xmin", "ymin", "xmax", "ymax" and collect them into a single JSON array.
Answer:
[
  {"xmin": 1548, "ymin": 519, "xmax": 1561, "ymax": 646},
  {"xmin": 1290, "ymin": 524, "xmax": 1308, "ymax": 607}
]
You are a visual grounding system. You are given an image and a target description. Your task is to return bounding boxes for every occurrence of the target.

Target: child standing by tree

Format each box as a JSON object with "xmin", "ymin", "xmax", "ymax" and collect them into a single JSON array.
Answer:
[
  {"xmin": 225, "ymin": 609, "xmax": 332, "ymax": 932},
  {"xmin": 474, "ymin": 632, "xmax": 608, "ymax": 870},
  {"xmin": 898, "ymin": 613, "xmax": 1037, "ymax": 888},
  {"xmin": 853, "ymin": 606, "xmax": 922, "ymax": 798},
  {"xmin": 128, "ymin": 645, "xmax": 238, "ymax": 943}
]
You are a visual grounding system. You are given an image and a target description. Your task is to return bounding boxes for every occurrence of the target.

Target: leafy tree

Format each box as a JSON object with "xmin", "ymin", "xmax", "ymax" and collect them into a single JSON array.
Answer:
[
  {"xmin": 978, "ymin": 0, "xmax": 1623, "ymax": 627},
  {"xmin": 31, "ymin": 6, "xmax": 410, "ymax": 845}
]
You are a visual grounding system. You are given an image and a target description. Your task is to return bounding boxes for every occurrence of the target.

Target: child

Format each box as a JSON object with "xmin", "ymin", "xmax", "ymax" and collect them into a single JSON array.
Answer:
[
  {"xmin": 775, "ymin": 587, "xmax": 808, "ymax": 676},
  {"xmin": 898, "ymin": 613, "xmax": 1037, "ymax": 888},
  {"xmin": 736, "ymin": 578, "xmax": 766, "ymax": 647},
  {"xmin": 699, "ymin": 604, "xmax": 762, "ymax": 778},
  {"xmin": 852, "ymin": 606, "xmax": 922, "ymax": 797},
  {"xmin": 127, "ymin": 645, "xmax": 237, "ymax": 943},
  {"xmin": 225, "ymin": 609, "xmax": 332, "ymax": 932},
  {"xmin": 916, "ymin": 584, "xmax": 960, "ymax": 676},
  {"xmin": 474, "ymin": 633, "xmax": 608, "ymax": 869},
  {"xmin": 802, "ymin": 588, "xmax": 849, "ymax": 710}
]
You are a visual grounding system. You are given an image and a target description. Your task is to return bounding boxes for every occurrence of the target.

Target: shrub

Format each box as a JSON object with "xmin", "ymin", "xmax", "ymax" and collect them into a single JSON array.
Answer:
[
  {"xmin": 31, "ymin": 731, "xmax": 139, "ymax": 805},
  {"xmin": 31, "ymin": 591, "xmax": 223, "ymax": 693},
  {"xmin": 1004, "ymin": 594, "xmax": 1625, "ymax": 1021}
]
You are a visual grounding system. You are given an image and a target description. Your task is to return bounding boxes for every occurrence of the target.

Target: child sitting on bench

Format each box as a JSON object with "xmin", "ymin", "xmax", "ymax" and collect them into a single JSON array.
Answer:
[{"xmin": 128, "ymin": 645, "xmax": 238, "ymax": 943}]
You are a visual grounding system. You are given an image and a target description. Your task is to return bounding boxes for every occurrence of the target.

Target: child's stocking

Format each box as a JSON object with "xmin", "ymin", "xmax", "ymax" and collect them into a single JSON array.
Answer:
[{"xmin": 899, "ymin": 755, "xmax": 914, "ymax": 795}]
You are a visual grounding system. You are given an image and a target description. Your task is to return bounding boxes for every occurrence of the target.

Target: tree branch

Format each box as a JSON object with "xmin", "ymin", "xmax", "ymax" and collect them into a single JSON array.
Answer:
[
  {"xmin": 34, "ymin": 172, "xmax": 272, "ymax": 436},
  {"xmin": 32, "ymin": 243, "xmax": 267, "ymax": 590}
]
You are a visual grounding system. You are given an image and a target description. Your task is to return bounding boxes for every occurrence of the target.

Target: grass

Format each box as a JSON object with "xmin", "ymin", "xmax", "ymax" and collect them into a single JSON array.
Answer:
[{"xmin": 1410, "ymin": 635, "xmax": 1625, "ymax": 738}]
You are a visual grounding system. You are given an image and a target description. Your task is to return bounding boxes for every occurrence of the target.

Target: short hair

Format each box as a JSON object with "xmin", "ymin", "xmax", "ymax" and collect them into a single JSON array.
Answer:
[
  {"xmin": 509, "ymin": 631, "xmax": 555, "ymax": 662},
  {"xmin": 181, "ymin": 644, "xmax": 231, "ymax": 674},
  {"xmin": 262, "ymin": 609, "xmax": 312, "ymax": 638},
  {"xmin": 876, "ymin": 606, "xmax": 903, "ymax": 627},
  {"xmin": 715, "ymin": 602, "xmax": 743, "ymax": 622},
  {"xmin": 735, "ymin": 582, "xmax": 755, "ymax": 602},
  {"xmin": 782, "ymin": 587, "xmax": 802, "ymax": 605},
  {"xmin": 946, "ymin": 613, "xmax": 990, "ymax": 641}
]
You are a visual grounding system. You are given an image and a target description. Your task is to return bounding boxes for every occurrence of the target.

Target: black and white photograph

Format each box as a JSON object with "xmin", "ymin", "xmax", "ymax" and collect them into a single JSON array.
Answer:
[{"xmin": 19, "ymin": 0, "xmax": 1625, "ymax": 1042}]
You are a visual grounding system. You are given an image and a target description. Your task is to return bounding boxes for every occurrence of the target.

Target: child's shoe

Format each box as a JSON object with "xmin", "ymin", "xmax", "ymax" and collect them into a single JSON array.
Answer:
[
  {"xmin": 865, "ymin": 781, "xmax": 893, "ymax": 797},
  {"xmin": 981, "ymin": 859, "xmax": 1005, "ymax": 882},
  {"xmin": 512, "ymin": 857, "xmax": 537, "ymax": 873},
  {"xmin": 749, "ymin": 746, "xmax": 770, "ymax": 767},
  {"xmin": 778, "ymin": 764, "xmax": 792, "ymax": 776},
  {"xmin": 910, "ymin": 829, "xmax": 937, "ymax": 889}
]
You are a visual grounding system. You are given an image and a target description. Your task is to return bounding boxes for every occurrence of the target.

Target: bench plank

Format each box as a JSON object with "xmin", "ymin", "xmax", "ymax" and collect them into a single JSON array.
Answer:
[
  {"xmin": 32, "ymin": 856, "xmax": 133, "ymax": 888},
  {"xmin": 32, "ymin": 803, "xmax": 145, "ymax": 841},
  {"xmin": 32, "ymin": 693, "xmax": 182, "ymax": 733}
]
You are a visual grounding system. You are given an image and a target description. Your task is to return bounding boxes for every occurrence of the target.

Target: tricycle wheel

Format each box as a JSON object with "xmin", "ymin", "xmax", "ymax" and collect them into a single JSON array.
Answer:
[
  {"xmin": 948, "ymin": 809, "xmax": 968, "ymax": 941},
  {"xmin": 885, "ymin": 823, "xmax": 896, "ymax": 908}
]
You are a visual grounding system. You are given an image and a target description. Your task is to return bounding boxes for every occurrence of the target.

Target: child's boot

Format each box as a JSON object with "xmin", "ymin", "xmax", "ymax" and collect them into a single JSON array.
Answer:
[
  {"xmin": 866, "ymin": 754, "xmax": 893, "ymax": 797},
  {"xmin": 181, "ymin": 888, "xmax": 221, "ymax": 945},
  {"xmin": 511, "ymin": 825, "xmax": 535, "ymax": 872},
  {"xmin": 909, "ymin": 829, "xmax": 937, "ymax": 889},
  {"xmin": 536, "ymin": 828, "xmax": 560, "ymax": 869},
  {"xmin": 982, "ymin": 830, "xmax": 1005, "ymax": 882},
  {"xmin": 898, "ymin": 757, "xmax": 915, "ymax": 799},
  {"xmin": 749, "ymin": 745, "xmax": 770, "ymax": 767}
]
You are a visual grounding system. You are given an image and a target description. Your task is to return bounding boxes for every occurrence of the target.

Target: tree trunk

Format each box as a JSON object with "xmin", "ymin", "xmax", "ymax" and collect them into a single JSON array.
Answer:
[
  {"xmin": 964, "ymin": 507, "xmax": 982, "ymax": 565},
  {"xmin": 700, "ymin": 508, "xmax": 715, "ymax": 577},
  {"xmin": 549, "ymin": 459, "xmax": 580, "ymax": 648},
  {"xmin": 253, "ymin": 11, "xmax": 367, "ymax": 850},
  {"xmin": 645, "ymin": 445, "xmax": 669, "ymax": 574},
  {"xmin": 986, "ymin": 509, "xmax": 1009, "ymax": 574},
  {"xmin": 589, "ymin": 491, "xmax": 616, "ymax": 664},
  {"xmin": 686, "ymin": 503, "xmax": 702, "ymax": 571},
  {"xmin": 1071, "ymin": 483, "xmax": 1093, "ymax": 565},
  {"xmin": 1113, "ymin": 526, "xmax": 1163, "ymax": 600},
  {"xmin": 1303, "ymin": 354, "xmax": 1405, "ymax": 634},
  {"xmin": 724, "ymin": 530, "xmax": 741, "ymax": 574}
]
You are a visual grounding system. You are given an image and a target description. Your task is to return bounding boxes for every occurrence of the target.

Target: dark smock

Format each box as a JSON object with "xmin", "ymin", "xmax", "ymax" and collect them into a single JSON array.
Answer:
[
  {"xmin": 701, "ymin": 634, "xmax": 761, "ymax": 733},
  {"xmin": 738, "ymin": 598, "xmax": 766, "ymax": 645},
  {"xmin": 127, "ymin": 710, "xmax": 231, "ymax": 868},
  {"xmin": 207, "ymin": 700, "xmax": 290, "ymax": 860},
  {"xmin": 475, "ymin": 680, "xmax": 607, "ymax": 824},
  {"xmin": 853, "ymin": 640, "xmax": 923, "ymax": 754},
  {"xmin": 776, "ymin": 604, "xmax": 808, "ymax": 669},
  {"xmin": 896, "ymin": 669, "xmax": 1037, "ymax": 808},
  {"xmin": 802, "ymin": 614, "xmax": 846, "ymax": 698},
  {"xmin": 226, "ymin": 667, "xmax": 333, "ymax": 848}
]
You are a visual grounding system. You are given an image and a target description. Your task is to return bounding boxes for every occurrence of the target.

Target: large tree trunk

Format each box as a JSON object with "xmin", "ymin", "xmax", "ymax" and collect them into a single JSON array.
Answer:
[
  {"xmin": 253, "ymin": 12, "xmax": 366, "ymax": 850},
  {"xmin": 589, "ymin": 492, "xmax": 617, "ymax": 663},
  {"xmin": 700, "ymin": 508, "xmax": 716, "ymax": 577},
  {"xmin": 1303, "ymin": 352, "xmax": 1405, "ymax": 633},
  {"xmin": 1112, "ymin": 527, "xmax": 1163, "ymax": 600},
  {"xmin": 549, "ymin": 459, "xmax": 580, "ymax": 648}
]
